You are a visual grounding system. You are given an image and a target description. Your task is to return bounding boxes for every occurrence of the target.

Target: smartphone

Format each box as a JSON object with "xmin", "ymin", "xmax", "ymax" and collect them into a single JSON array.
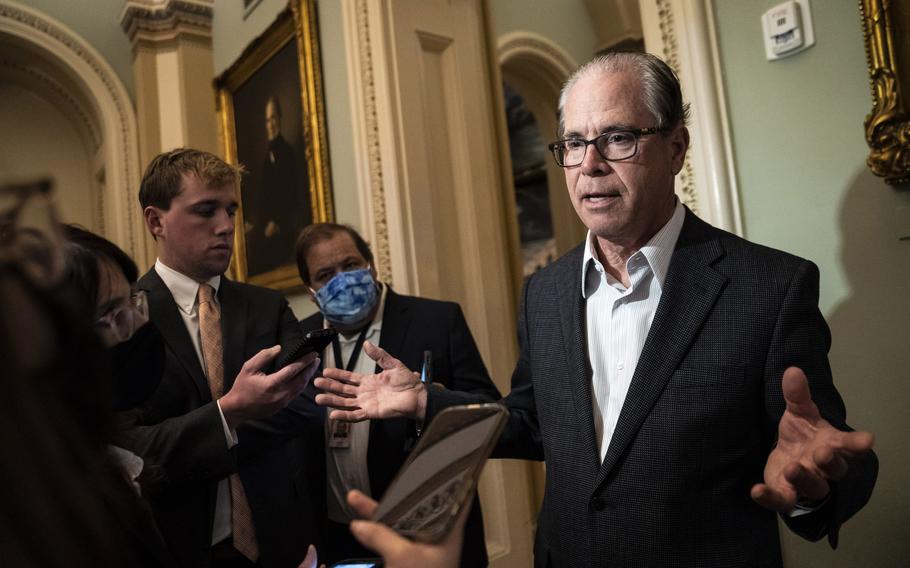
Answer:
[
  {"xmin": 330, "ymin": 560, "xmax": 382, "ymax": 568},
  {"xmin": 371, "ymin": 403, "xmax": 508, "ymax": 543},
  {"xmin": 276, "ymin": 328, "xmax": 338, "ymax": 369}
]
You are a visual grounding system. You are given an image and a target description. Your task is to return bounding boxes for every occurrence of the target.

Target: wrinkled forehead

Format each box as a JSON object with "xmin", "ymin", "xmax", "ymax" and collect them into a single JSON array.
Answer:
[{"xmin": 563, "ymin": 69, "xmax": 651, "ymax": 132}]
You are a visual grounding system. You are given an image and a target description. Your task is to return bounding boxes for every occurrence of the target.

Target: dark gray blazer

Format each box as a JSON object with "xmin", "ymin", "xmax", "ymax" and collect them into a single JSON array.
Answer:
[
  {"xmin": 121, "ymin": 269, "xmax": 325, "ymax": 568},
  {"xmin": 428, "ymin": 209, "xmax": 877, "ymax": 568}
]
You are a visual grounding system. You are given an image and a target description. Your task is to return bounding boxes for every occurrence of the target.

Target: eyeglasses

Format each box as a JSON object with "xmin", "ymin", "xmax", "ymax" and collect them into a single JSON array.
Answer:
[
  {"xmin": 95, "ymin": 290, "xmax": 149, "ymax": 345},
  {"xmin": 0, "ymin": 179, "xmax": 65, "ymax": 287},
  {"xmin": 548, "ymin": 127, "xmax": 665, "ymax": 168}
]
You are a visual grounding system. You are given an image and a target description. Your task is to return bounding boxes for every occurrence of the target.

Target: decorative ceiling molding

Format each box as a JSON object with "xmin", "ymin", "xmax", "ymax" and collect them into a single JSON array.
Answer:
[{"xmin": 120, "ymin": 0, "xmax": 213, "ymax": 45}]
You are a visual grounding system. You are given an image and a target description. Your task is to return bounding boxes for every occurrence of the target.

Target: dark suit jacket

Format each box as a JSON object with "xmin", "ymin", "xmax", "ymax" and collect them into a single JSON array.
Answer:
[
  {"xmin": 121, "ymin": 269, "xmax": 325, "ymax": 568},
  {"xmin": 300, "ymin": 289, "xmax": 501, "ymax": 567},
  {"xmin": 428, "ymin": 210, "xmax": 878, "ymax": 568}
]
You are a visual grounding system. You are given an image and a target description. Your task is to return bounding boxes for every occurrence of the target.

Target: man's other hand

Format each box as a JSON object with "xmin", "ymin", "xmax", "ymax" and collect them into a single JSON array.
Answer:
[
  {"xmin": 752, "ymin": 367, "xmax": 875, "ymax": 513},
  {"xmin": 220, "ymin": 345, "xmax": 319, "ymax": 429},
  {"xmin": 314, "ymin": 341, "xmax": 427, "ymax": 422}
]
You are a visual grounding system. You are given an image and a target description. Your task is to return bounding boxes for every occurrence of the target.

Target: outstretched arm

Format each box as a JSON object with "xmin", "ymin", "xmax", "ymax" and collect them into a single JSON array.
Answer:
[{"xmin": 756, "ymin": 259, "xmax": 878, "ymax": 545}]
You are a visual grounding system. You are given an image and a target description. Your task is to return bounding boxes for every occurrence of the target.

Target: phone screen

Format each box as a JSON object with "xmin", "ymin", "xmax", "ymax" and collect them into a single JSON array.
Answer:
[
  {"xmin": 331, "ymin": 562, "xmax": 381, "ymax": 568},
  {"xmin": 372, "ymin": 404, "xmax": 507, "ymax": 542}
]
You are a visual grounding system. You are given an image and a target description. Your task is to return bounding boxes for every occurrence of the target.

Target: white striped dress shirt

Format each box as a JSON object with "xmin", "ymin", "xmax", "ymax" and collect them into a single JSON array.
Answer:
[{"xmin": 582, "ymin": 201, "xmax": 685, "ymax": 462}]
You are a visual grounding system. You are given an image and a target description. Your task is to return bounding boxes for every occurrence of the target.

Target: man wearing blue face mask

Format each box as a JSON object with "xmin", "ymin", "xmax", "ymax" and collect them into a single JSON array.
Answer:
[{"xmin": 295, "ymin": 223, "xmax": 502, "ymax": 567}]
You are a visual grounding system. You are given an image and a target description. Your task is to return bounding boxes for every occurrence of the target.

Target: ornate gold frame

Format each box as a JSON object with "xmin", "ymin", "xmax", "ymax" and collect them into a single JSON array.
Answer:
[
  {"xmin": 860, "ymin": 0, "xmax": 910, "ymax": 185},
  {"xmin": 215, "ymin": 0, "xmax": 333, "ymax": 291}
]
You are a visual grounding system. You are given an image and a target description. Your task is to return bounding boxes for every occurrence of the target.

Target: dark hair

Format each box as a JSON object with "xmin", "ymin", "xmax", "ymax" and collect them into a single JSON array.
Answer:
[
  {"xmin": 557, "ymin": 52, "xmax": 690, "ymax": 137},
  {"xmin": 295, "ymin": 223, "xmax": 374, "ymax": 286},
  {"xmin": 138, "ymin": 147, "xmax": 243, "ymax": 211},
  {"xmin": 60, "ymin": 225, "xmax": 138, "ymax": 321}
]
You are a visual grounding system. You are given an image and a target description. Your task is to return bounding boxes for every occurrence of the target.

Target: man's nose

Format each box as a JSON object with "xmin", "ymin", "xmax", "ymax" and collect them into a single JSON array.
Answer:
[
  {"xmin": 215, "ymin": 210, "xmax": 235, "ymax": 235},
  {"xmin": 580, "ymin": 144, "xmax": 613, "ymax": 176}
]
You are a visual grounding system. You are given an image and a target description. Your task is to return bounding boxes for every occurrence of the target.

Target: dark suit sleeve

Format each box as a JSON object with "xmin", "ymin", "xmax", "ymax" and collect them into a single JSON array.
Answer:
[
  {"xmin": 235, "ymin": 301, "xmax": 324, "ymax": 452},
  {"xmin": 119, "ymin": 299, "xmax": 317, "ymax": 482},
  {"xmin": 428, "ymin": 277, "xmax": 544, "ymax": 461},
  {"xmin": 117, "ymin": 402, "xmax": 235, "ymax": 485},
  {"xmin": 763, "ymin": 259, "xmax": 878, "ymax": 546}
]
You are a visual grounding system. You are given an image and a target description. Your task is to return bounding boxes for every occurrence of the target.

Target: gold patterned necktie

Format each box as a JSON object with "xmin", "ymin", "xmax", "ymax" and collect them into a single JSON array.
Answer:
[{"xmin": 198, "ymin": 284, "xmax": 259, "ymax": 561}]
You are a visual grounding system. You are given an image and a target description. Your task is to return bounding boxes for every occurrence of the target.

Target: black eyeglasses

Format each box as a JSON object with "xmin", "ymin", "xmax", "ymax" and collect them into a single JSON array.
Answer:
[{"xmin": 548, "ymin": 127, "xmax": 665, "ymax": 168}]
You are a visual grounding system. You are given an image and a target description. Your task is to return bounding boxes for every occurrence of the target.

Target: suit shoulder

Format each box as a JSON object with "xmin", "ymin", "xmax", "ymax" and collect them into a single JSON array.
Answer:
[
  {"xmin": 712, "ymin": 225, "xmax": 814, "ymax": 273},
  {"xmin": 523, "ymin": 242, "xmax": 584, "ymax": 290},
  {"xmin": 225, "ymin": 279, "xmax": 288, "ymax": 304},
  {"xmin": 299, "ymin": 310, "xmax": 322, "ymax": 329},
  {"xmin": 388, "ymin": 291, "xmax": 460, "ymax": 315}
]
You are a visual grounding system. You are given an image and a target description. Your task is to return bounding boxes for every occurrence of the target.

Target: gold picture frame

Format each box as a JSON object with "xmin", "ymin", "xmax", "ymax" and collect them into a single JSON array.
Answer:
[
  {"xmin": 860, "ymin": 0, "xmax": 910, "ymax": 185},
  {"xmin": 215, "ymin": 0, "xmax": 333, "ymax": 291}
]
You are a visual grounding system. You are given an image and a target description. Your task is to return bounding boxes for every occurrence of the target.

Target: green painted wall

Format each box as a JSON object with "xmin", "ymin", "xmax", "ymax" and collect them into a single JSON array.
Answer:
[
  {"xmin": 713, "ymin": 1, "xmax": 910, "ymax": 566},
  {"xmin": 20, "ymin": 0, "xmax": 135, "ymax": 98}
]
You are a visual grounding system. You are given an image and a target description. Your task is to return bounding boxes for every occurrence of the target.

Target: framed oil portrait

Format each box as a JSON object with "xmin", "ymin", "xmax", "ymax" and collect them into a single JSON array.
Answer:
[
  {"xmin": 215, "ymin": 0, "xmax": 333, "ymax": 291},
  {"xmin": 860, "ymin": 0, "xmax": 910, "ymax": 185}
]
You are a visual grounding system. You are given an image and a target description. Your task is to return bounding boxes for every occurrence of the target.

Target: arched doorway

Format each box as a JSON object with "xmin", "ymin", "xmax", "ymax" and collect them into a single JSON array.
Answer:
[{"xmin": 0, "ymin": 1, "xmax": 146, "ymax": 264}]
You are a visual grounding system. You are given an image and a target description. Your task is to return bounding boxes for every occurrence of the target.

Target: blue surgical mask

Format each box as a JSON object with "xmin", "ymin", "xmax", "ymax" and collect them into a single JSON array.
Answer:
[{"xmin": 313, "ymin": 268, "xmax": 378, "ymax": 326}]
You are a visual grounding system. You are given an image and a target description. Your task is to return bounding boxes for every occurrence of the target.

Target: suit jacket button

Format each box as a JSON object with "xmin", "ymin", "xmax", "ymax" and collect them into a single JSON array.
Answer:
[{"xmin": 591, "ymin": 497, "xmax": 606, "ymax": 511}]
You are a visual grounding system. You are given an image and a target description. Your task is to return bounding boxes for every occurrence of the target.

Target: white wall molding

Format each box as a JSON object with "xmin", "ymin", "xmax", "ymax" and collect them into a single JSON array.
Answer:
[
  {"xmin": 640, "ymin": 0, "xmax": 742, "ymax": 235},
  {"xmin": 341, "ymin": 0, "xmax": 395, "ymax": 286},
  {"xmin": 498, "ymin": 30, "xmax": 577, "ymax": 89}
]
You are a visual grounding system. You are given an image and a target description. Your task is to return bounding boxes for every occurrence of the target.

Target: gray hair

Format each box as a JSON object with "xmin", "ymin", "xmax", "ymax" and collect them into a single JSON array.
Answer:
[{"xmin": 556, "ymin": 52, "xmax": 690, "ymax": 137}]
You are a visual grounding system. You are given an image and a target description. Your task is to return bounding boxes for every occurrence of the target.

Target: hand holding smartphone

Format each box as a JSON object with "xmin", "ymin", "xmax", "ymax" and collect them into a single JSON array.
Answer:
[{"xmin": 276, "ymin": 328, "xmax": 337, "ymax": 369}]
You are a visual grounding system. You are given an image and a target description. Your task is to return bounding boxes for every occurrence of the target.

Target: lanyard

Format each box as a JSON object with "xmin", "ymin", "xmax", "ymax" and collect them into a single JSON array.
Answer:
[{"xmin": 331, "ymin": 327, "xmax": 370, "ymax": 372}]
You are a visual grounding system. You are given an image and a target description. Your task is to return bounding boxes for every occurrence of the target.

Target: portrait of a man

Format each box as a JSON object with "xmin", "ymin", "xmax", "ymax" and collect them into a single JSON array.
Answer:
[
  {"xmin": 231, "ymin": 40, "xmax": 314, "ymax": 280},
  {"xmin": 216, "ymin": 5, "xmax": 333, "ymax": 290}
]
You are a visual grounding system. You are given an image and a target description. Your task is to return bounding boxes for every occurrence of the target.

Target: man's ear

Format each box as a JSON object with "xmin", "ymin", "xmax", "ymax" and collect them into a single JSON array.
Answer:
[
  {"xmin": 669, "ymin": 125, "xmax": 690, "ymax": 176},
  {"xmin": 144, "ymin": 206, "xmax": 164, "ymax": 240}
]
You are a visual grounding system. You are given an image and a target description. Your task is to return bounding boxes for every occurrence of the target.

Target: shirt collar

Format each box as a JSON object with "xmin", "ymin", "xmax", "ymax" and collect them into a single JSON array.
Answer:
[
  {"xmin": 154, "ymin": 259, "xmax": 221, "ymax": 315},
  {"xmin": 580, "ymin": 199, "xmax": 685, "ymax": 297}
]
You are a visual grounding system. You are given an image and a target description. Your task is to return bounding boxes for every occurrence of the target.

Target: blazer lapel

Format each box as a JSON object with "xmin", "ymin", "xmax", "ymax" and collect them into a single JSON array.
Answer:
[
  {"xmin": 594, "ymin": 213, "xmax": 728, "ymax": 489},
  {"xmin": 376, "ymin": 289, "xmax": 410, "ymax": 368},
  {"xmin": 219, "ymin": 278, "xmax": 248, "ymax": 390},
  {"xmin": 138, "ymin": 269, "xmax": 210, "ymax": 401},
  {"xmin": 554, "ymin": 247, "xmax": 601, "ymax": 471}
]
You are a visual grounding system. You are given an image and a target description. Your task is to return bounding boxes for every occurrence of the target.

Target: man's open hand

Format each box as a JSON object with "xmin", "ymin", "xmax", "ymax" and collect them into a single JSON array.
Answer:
[
  {"xmin": 314, "ymin": 341, "xmax": 427, "ymax": 422},
  {"xmin": 752, "ymin": 367, "xmax": 874, "ymax": 513}
]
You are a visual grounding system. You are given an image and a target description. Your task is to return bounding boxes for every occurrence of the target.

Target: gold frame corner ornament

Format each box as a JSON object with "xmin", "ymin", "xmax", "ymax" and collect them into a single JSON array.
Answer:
[
  {"xmin": 214, "ymin": 0, "xmax": 333, "ymax": 292},
  {"xmin": 860, "ymin": 0, "xmax": 910, "ymax": 185}
]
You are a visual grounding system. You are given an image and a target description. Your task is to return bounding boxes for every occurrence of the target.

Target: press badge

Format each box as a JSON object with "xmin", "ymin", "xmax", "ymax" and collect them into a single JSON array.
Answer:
[{"xmin": 329, "ymin": 419, "xmax": 352, "ymax": 448}]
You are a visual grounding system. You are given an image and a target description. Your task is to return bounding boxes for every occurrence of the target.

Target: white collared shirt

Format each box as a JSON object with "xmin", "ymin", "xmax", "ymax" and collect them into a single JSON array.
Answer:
[
  {"xmin": 582, "ymin": 201, "xmax": 685, "ymax": 462},
  {"xmin": 154, "ymin": 260, "xmax": 237, "ymax": 545},
  {"xmin": 324, "ymin": 284, "xmax": 387, "ymax": 523}
]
